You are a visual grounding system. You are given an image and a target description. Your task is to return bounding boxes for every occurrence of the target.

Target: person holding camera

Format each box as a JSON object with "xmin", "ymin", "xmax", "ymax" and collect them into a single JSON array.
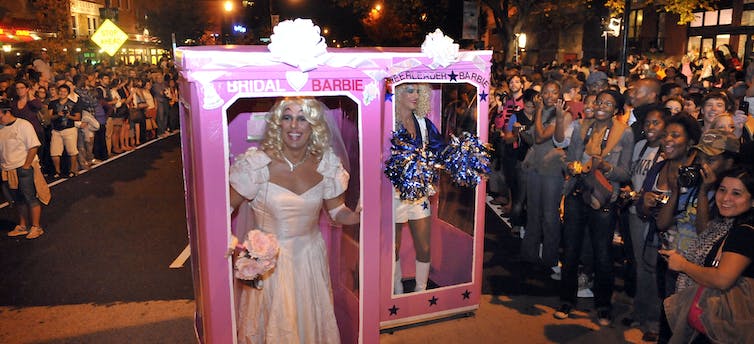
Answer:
[
  {"xmin": 552, "ymin": 90, "xmax": 634, "ymax": 326},
  {"xmin": 672, "ymin": 129, "xmax": 740, "ymax": 292},
  {"xmin": 659, "ymin": 166, "xmax": 754, "ymax": 344},
  {"xmin": 502, "ymin": 88, "xmax": 539, "ymax": 229},
  {"xmin": 624, "ymin": 106, "xmax": 669, "ymax": 341},
  {"xmin": 48, "ymin": 84, "xmax": 81, "ymax": 178},
  {"xmin": 638, "ymin": 114, "xmax": 702, "ymax": 294}
]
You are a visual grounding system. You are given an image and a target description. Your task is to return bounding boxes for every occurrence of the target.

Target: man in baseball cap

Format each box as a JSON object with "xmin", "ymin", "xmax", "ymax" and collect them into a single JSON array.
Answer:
[{"xmin": 693, "ymin": 129, "xmax": 741, "ymax": 157}]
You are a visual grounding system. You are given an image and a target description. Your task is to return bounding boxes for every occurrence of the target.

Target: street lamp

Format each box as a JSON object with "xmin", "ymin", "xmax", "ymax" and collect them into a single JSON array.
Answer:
[
  {"xmin": 223, "ymin": 1, "xmax": 234, "ymax": 44},
  {"xmin": 514, "ymin": 33, "xmax": 526, "ymax": 64}
]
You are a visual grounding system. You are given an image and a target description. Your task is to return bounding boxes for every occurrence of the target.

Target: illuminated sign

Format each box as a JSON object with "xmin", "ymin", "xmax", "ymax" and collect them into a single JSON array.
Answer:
[
  {"xmin": 90, "ymin": 19, "xmax": 128, "ymax": 56},
  {"xmin": 233, "ymin": 25, "xmax": 247, "ymax": 33}
]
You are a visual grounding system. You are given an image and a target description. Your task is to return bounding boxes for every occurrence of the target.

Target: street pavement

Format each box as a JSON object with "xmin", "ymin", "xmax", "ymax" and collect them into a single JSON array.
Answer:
[{"xmin": 0, "ymin": 133, "xmax": 648, "ymax": 343}]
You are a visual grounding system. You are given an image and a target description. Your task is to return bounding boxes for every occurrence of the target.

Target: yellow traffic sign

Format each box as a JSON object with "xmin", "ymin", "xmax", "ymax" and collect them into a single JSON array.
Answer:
[{"xmin": 91, "ymin": 19, "xmax": 128, "ymax": 56}]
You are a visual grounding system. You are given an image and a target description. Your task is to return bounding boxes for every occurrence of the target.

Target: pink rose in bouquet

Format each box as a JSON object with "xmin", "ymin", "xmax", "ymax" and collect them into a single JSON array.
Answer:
[{"xmin": 234, "ymin": 229, "xmax": 279, "ymax": 282}]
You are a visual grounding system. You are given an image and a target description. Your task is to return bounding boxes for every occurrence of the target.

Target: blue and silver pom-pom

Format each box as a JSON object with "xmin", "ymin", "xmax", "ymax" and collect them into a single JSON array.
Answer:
[
  {"xmin": 440, "ymin": 132, "xmax": 493, "ymax": 187},
  {"xmin": 384, "ymin": 127, "xmax": 439, "ymax": 201}
]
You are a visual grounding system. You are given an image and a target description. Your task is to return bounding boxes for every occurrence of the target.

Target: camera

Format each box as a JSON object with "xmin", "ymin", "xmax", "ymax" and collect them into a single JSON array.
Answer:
[
  {"xmin": 678, "ymin": 164, "xmax": 702, "ymax": 188},
  {"xmin": 659, "ymin": 231, "xmax": 675, "ymax": 250},
  {"xmin": 514, "ymin": 125, "xmax": 527, "ymax": 133},
  {"xmin": 616, "ymin": 190, "xmax": 637, "ymax": 209}
]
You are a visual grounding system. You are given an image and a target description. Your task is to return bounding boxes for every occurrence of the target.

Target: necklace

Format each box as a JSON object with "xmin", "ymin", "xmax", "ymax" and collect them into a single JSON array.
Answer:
[{"xmin": 281, "ymin": 153, "xmax": 306, "ymax": 172}]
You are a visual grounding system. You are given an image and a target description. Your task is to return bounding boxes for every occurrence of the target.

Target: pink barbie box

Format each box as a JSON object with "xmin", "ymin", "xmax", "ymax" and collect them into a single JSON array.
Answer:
[{"xmin": 175, "ymin": 19, "xmax": 491, "ymax": 343}]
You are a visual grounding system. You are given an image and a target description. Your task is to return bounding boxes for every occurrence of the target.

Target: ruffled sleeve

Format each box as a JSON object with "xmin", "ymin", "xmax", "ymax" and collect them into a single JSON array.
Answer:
[
  {"xmin": 229, "ymin": 147, "xmax": 271, "ymax": 200},
  {"xmin": 317, "ymin": 149, "xmax": 350, "ymax": 199}
]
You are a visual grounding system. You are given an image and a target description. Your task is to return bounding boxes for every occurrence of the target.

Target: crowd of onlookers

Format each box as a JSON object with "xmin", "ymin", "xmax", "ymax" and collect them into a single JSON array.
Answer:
[
  {"xmin": 0, "ymin": 50, "xmax": 180, "ymax": 179},
  {"xmin": 487, "ymin": 46, "xmax": 754, "ymax": 342}
]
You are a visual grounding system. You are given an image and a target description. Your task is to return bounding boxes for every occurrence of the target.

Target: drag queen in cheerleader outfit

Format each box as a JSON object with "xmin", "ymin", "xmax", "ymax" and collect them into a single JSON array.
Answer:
[
  {"xmin": 229, "ymin": 97, "xmax": 360, "ymax": 344},
  {"xmin": 392, "ymin": 83, "xmax": 445, "ymax": 294}
]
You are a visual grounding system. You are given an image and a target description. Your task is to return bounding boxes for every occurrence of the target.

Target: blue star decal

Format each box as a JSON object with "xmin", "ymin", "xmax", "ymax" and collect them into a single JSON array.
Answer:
[
  {"xmin": 389, "ymin": 305, "xmax": 399, "ymax": 315},
  {"xmin": 422, "ymin": 201, "xmax": 429, "ymax": 210},
  {"xmin": 462, "ymin": 290, "xmax": 471, "ymax": 299},
  {"xmin": 448, "ymin": 71, "xmax": 458, "ymax": 82},
  {"xmin": 385, "ymin": 92, "xmax": 393, "ymax": 102},
  {"xmin": 479, "ymin": 91, "xmax": 488, "ymax": 102},
  {"xmin": 428, "ymin": 296, "xmax": 438, "ymax": 306}
]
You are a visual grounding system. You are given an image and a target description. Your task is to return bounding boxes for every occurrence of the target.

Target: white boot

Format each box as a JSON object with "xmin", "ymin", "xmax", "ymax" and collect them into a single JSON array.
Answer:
[
  {"xmin": 414, "ymin": 260, "xmax": 431, "ymax": 292},
  {"xmin": 393, "ymin": 259, "xmax": 404, "ymax": 294}
]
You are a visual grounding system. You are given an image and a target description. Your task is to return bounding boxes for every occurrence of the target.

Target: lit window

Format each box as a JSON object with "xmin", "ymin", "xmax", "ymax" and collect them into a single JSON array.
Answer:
[
  {"xmin": 703, "ymin": 10, "xmax": 718, "ymax": 26},
  {"xmin": 687, "ymin": 36, "xmax": 701, "ymax": 58},
  {"xmin": 690, "ymin": 12, "xmax": 703, "ymax": 27},
  {"xmin": 716, "ymin": 34, "xmax": 730, "ymax": 48},
  {"xmin": 743, "ymin": 10, "xmax": 754, "ymax": 26},
  {"xmin": 719, "ymin": 9, "xmax": 732, "ymax": 25}
]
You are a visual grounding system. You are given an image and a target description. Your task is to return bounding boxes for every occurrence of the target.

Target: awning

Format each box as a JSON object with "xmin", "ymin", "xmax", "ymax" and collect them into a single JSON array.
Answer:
[{"xmin": 0, "ymin": 28, "xmax": 54, "ymax": 44}]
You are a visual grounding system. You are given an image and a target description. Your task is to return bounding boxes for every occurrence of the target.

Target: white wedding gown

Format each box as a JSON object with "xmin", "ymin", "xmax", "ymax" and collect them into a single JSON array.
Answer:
[{"xmin": 230, "ymin": 148, "xmax": 348, "ymax": 344}]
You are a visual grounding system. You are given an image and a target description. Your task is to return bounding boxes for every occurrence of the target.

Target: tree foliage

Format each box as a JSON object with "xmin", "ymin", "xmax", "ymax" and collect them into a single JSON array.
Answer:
[
  {"xmin": 331, "ymin": 0, "xmax": 449, "ymax": 46},
  {"xmin": 28, "ymin": 0, "xmax": 75, "ymax": 63},
  {"xmin": 605, "ymin": 0, "xmax": 714, "ymax": 24},
  {"xmin": 481, "ymin": 0, "xmax": 597, "ymax": 62},
  {"xmin": 142, "ymin": 0, "xmax": 211, "ymax": 49}
]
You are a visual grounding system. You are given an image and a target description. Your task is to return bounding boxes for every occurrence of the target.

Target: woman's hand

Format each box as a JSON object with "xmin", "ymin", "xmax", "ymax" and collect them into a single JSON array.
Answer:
[
  {"xmin": 533, "ymin": 94, "xmax": 544, "ymax": 112},
  {"xmin": 591, "ymin": 155, "xmax": 612, "ymax": 173},
  {"xmin": 699, "ymin": 162, "xmax": 717, "ymax": 191},
  {"xmin": 659, "ymin": 249, "xmax": 688, "ymax": 272},
  {"xmin": 554, "ymin": 99, "xmax": 570, "ymax": 119},
  {"xmin": 642, "ymin": 191, "xmax": 665, "ymax": 208}
]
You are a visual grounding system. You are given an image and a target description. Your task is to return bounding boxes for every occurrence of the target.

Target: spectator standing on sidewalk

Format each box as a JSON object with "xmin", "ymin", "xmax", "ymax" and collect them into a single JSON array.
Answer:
[
  {"xmin": 0, "ymin": 100, "xmax": 50, "ymax": 239},
  {"xmin": 553, "ymin": 90, "xmax": 634, "ymax": 326},
  {"xmin": 624, "ymin": 106, "xmax": 669, "ymax": 341},
  {"xmin": 150, "ymin": 71, "xmax": 169, "ymax": 136},
  {"xmin": 48, "ymin": 84, "xmax": 81, "ymax": 178},
  {"xmin": 520, "ymin": 81, "xmax": 566, "ymax": 276}
]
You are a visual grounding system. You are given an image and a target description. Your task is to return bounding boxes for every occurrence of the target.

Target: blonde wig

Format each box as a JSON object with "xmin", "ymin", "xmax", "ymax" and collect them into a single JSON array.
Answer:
[
  {"xmin": 395, "ymin": 83, "xmax": 432, "ymax": 118},
  {"xmin": 261, "ymin": 97, "xmax": 330, "ymax": 160}
]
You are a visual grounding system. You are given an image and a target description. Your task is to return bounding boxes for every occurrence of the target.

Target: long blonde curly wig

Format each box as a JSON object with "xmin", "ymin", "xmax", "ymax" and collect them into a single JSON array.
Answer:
[
  {"xmin": 395, "ymin": 83, "xmax": 432, "ymax": 118},
  {"xmin": 261, "ymin": 97, "xmax": 330, "ymax": 160}
]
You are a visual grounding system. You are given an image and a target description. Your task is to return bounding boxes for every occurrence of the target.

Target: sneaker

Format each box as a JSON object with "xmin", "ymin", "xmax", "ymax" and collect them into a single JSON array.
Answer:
[
  {"xmin": 577, "ymin": 287, "xmax": 594, "ymax": 298},
  {"xmin": 25, "ymin": 226, "xmax": 44, "ymax": 239},
  {"xmin": 90, "ymin": 159, "xmax": 102, "ymax": 165},
  {"xmin": 577, "ymin": 273, "xmax": 593, "ymax": 297},
  {"xmin": 550, "ymin": 265, "xmax": 562, "ymax": 281},
  {"xmin": 8, "ymin": 225, "xmax": 29, "ymax": 237},
  {"xmin": 52, "ymin": 173, "xmax": 61, "ymax": 179},
  {"xmin": 554, "ymin": 304, "xmax": 572, "ymax": 319},
  {"xmin": 597, "ymin": 309, "xmax": 612, "ymax": 326}
]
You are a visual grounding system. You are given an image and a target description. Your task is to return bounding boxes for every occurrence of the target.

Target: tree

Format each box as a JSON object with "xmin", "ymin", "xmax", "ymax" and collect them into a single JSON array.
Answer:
[
  {"xmin": 28, "ymin": 0, "xmax": 75, "ymax": 64},
  {"xmin": 141, "ymin": 0, "xmax": 211, "ymax": 50},
  {"xmin": 480, "ymin": 0, "xmax": 600, "ymax": 63},
  {"xmin": 332, "ymin": 0, "xmax": 450, "ymax": 46},
  {"xmin": 604, "ymin": 0, "xmax": 714, "ymax": 24}
]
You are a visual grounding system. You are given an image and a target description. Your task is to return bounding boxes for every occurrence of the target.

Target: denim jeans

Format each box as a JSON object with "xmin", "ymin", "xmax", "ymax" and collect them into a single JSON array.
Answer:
[
  {"xmin": 559, "ymin": 194, "xmax": 615, "ymax": 309},
  {"xmin": 628, "ymin": 212, "xmax": 660, "ymax": 332},
  {"xmin": 1, "ymin": 166, "xmax": 40, "ymax": 207},
  {"xmin": 522, "ymin": 171, "xmax": 563, "ymax": 267}
]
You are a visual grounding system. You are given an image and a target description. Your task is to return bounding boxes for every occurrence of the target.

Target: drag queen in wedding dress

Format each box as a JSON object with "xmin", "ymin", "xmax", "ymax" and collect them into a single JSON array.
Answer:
[{"xmin": 229, "ymin": 97, "xmax": 360, "ymax": 344}]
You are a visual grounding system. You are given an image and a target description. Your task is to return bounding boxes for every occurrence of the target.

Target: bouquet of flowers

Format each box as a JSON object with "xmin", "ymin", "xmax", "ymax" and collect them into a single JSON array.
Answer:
[{"xmin": 234, "ymin": 229, "xmax": 280, "ymax": 289}]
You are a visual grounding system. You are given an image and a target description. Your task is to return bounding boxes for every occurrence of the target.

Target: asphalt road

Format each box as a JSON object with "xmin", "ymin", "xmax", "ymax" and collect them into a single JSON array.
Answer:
[{"xmin": 0, "ymin": 133, "xmax": 646, "ymax": 343}]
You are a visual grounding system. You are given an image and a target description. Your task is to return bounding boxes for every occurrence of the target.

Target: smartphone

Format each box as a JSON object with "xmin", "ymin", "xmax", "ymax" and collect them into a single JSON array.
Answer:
[{"xmin": 740, "ymin": 100, "xmax": 749, "ymax": 114}]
